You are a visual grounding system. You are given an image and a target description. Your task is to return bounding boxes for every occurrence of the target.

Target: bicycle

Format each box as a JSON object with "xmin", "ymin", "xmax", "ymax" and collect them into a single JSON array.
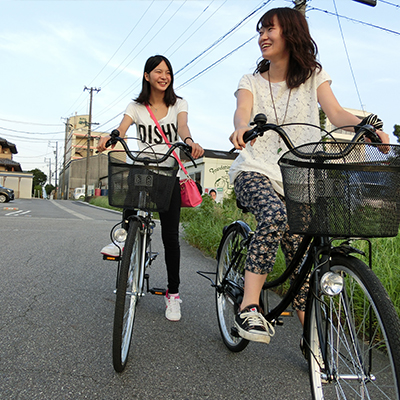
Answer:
[
  {"xmin": 198, "ymin": 114, "xmax": 400, "ymax": 399},
  {"xmin": 102, "ymin": 130, "xmax": 196, "ymax": 372}
]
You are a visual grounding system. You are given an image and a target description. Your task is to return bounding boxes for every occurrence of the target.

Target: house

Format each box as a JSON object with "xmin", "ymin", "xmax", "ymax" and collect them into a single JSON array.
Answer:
[
  {"xmin": 0, "ymin": 137, "xmax": 33, "ymax": 199},
  {"xmin": 182, "ymin": 149, "xmax": 238, "ymax": 202}
]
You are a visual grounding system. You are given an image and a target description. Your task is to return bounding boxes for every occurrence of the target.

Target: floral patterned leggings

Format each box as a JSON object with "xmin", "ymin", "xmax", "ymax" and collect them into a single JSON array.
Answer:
[{"xmin": 234, "ymin": 171, "xmax": 308, "ymax": 311}]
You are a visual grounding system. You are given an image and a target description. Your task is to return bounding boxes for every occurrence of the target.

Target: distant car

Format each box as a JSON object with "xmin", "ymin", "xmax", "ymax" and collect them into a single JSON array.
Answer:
[{"xmin": 0, "ymin": 184, "xmax": 14, "ymax": 203}]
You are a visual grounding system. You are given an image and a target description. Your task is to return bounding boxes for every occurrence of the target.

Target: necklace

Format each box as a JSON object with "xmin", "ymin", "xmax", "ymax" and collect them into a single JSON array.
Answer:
[{"xmin": 268, "ymin": 70, "xmax": 291, "ymax": 154}]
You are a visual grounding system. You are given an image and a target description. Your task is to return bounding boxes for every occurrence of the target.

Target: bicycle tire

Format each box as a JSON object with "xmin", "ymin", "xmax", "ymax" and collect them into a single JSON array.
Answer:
[
  {"xmin": 306, "ymin": 254, "xmax": 400, "ymax": 399},
  {"xmin": 112, "ymin": 220, "xmax": 143, "ymax": 372},
  {"xmin": 215, "ymin": 223, "xmax": 249, "ymax": 352}
]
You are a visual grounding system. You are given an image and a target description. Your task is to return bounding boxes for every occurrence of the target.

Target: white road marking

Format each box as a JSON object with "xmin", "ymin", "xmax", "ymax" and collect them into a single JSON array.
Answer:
[
  {"xmin": 5, "ymin": 209, "xmax": 29, "ymax": 216},
  {"xmin": 50, "ymin": 200, "xmax": 92, "ymax": 220}
]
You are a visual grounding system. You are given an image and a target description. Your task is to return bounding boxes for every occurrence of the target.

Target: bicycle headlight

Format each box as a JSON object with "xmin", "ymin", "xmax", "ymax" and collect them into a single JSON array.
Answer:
[
  {"xmin": 112, "ymin": 227, "xmax": 127, "ymax": 243},
  {"xmin": 320, "ymin": 272, "xmax": 344, "ymax": 296}
]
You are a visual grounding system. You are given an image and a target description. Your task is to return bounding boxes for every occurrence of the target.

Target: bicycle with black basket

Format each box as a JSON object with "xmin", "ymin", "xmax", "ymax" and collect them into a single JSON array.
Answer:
[
  {"xmin": 198, "ymin": 114, "xmax": 400, "ymax": 399},
  {"xmin": 102, "ymin": 130, "xmax": 197, "ymax": 372}
]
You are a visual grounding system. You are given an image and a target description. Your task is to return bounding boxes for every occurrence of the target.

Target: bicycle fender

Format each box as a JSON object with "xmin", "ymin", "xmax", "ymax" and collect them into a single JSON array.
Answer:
[{"xmin": 216, "ymin": 220, "xmax": 252, "ymax": 261}]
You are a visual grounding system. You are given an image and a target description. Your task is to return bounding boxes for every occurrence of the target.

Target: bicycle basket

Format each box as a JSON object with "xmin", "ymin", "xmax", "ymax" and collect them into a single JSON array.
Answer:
[
  {"xmin": 278, "ymin": 142, "xmax": 400, "ymax": 237},
  {"xmin": 107, "ymin": 150, "xmax": 179, "ymax": 212}
]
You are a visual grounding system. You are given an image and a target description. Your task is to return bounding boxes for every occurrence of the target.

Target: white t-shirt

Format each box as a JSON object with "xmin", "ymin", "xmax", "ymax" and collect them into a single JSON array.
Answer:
[
  {"xmin": 228, "ymin": 68, "xmax": 331, "ymax": 195},
  {"xmin": 124, "ymin": 98, "xmax": 188, "ymax": 168}
]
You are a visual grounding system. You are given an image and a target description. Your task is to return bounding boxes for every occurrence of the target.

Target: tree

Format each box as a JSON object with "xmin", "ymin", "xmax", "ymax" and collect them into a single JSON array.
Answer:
[
  {"xmin": 392, "ymin": 124, "xmax": 400, "ymax": 144},
  {"xmin": 45, "ymin": 184, "xmax": 55, "ymax": 197},
  {"xmin": 319, "ymin": 108, "xmax": 327, "ymax": 130},
  {"xmin": 28, "ymin": 168, "xmax": 47, "ymax": 194}
]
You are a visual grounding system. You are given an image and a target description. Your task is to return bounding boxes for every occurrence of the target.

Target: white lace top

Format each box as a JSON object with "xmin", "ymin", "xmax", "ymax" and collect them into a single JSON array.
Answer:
[{"xmin": 229, "ymin": 68, "xmax": 331, "ymax": 195}]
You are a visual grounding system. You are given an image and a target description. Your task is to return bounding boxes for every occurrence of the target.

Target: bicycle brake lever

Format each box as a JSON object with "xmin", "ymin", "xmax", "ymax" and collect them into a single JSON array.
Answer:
[{"xmin": 182, "ymin": 144, "xmax": 197, "ymax": 168}]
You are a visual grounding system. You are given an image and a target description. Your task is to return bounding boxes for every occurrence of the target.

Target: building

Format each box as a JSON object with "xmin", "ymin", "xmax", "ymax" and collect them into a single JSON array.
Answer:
[
  {"xmin": 182, "ymin": 149, "xmax": 238, "ymax": 202},
  {"xmin": 58, "ymin": 114, "xmax": 114, "ymax": 199},
  {"xmin": 325, "ymin": 107, "xmax": 372, "ymax": 140},
  {"xmin": 0, "ymin": 137, "xmax": 33, "ymax": 199}
]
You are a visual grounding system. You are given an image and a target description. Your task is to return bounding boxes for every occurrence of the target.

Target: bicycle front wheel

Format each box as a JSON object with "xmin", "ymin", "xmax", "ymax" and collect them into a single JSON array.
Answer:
[
  {"xmin": 112, "ymin": 220, "xmax": 143, "ymax": 372},
  {"xmin": 306, "ymin": 254, "xmax": 400, "ymax": 399},
  {"xmin": 215, "ymin": 223, "xmax": 249, "ymax": 352}
]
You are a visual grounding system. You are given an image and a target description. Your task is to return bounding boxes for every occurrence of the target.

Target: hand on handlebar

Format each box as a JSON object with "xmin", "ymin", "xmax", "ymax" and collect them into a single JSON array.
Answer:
[
  {"xmin": 229, "ymin": 126, "xmax": 256, "ymax": 151},
  {"xmin": 360, "ymin": 127, "xmax": 390, "ymax": 154},
  {"xmin": 188, "ymin": 141, "xmax": 204, "ymax": 159},
  {"xmin": 96, "ymin": 135, "xmax": 112, "ymax": 153},
  {"xmin": 97, "ymin": 129, "xmax": 120, "ymax": 153},
  {"xmin": 375, "ymin": 130, "xmax": 390, "ymax": 154}
]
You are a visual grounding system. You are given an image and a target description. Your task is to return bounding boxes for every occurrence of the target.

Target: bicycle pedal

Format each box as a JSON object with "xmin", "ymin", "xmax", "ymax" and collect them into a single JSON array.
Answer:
[
  {"xmin": 231, "ymin": 326, "xmax": 240, "ymax": 337},
  {"xmin": 149, "ymin": 287, "xmax": 166, "ymax": 296},
  {"xmin": 280, "ymin": 310, "xmax": 294, "ymax": 317},
  {"xmin": 150, "ymin": 252, "xmax": 159, "ymax": 262},
  {"xmin": 103, "ymin": 254, "xmax": 121, "ymax": 262}
]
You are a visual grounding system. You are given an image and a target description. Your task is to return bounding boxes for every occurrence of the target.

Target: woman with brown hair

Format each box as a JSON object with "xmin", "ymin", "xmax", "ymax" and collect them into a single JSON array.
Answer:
[{"xmin": 229, "ymin": 7, "xmax": 389, "ymax": 343}]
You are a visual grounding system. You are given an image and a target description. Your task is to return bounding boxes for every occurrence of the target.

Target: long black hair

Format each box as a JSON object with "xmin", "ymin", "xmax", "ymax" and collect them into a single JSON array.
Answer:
[
  {"xmin": 135, "ymin": 55, "xmax": 181, "ymax": 107},
  {"xmin": 255, "ymin": 8, "xmax": 321, "ymax": 89}
]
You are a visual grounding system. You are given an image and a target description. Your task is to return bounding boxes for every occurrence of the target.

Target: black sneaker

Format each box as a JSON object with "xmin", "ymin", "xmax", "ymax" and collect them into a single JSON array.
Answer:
[{"xmin": 235, "ymin": 304, "xmax": 275, "ymax": 344}]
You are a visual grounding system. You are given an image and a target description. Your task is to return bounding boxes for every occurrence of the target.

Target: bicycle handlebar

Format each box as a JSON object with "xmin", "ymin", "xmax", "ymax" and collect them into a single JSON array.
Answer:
[
  {"xmin": 106, "ymin": 129, "xmax": 197, "ymax": 167},
  {"xmin": 230, "ymin": 113, "xmax": 383, "ymax": 160}
]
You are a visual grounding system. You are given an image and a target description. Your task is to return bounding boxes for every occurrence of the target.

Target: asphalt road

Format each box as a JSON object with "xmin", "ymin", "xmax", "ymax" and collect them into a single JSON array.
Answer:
[{"xmin": 0, "ymin": 199, "xmax": 311, "ymax": 399}]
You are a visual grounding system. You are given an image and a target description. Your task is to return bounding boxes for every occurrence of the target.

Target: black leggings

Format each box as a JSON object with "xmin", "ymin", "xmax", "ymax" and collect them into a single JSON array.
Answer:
[{"xmin": 123, "ymin": 177, "xmax": 181, "ymax": 293}]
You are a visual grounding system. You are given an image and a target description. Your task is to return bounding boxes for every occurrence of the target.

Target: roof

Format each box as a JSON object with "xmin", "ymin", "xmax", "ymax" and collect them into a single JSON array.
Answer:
[
  {"xmin": 0, "ymin": 158, "xmax": 22, "ymax": 172},
  {"xmin": 0, "ymin": 137, "xmax": 17, "ymax": 154}
]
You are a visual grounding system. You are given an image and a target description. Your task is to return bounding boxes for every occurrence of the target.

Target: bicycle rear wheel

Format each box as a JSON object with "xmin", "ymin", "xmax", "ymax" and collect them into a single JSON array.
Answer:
[
  {"xmin": 215, "ymin": 223, "xmax": 249, "ymax": 352},
  {"xmin": 306, "ymin": 254, "xmax": 400, "ymax": 399},
  {"xmin": 112, "ymin": 220, "xmax": 143, "ymax": 372}
]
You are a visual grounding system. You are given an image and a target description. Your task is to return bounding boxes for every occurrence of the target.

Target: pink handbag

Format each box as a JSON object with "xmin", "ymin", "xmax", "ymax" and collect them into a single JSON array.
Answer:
[{"xmin": 145, "ymin": 105, "xmax": 202, "ymax": 208}]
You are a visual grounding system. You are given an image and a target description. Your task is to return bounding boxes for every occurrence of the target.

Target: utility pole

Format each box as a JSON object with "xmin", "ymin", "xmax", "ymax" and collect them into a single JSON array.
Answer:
[
  {"xmin": 61, "ymin": 119, "xmax": 71, "ymax": 200},
  {"xmin": 293, "ymin": 0, "xmax": 307, "ymax": 15},
  {"xmin": 83, "ymin": 86, "xmax": 101, "ymax": 202},
  {"xmin": 49, "ymin": 141, "xmax": 58, "ymax": 189},
  {"xmin": 44, "ymin": 157, "xmax": 52, "ymax": 187}
]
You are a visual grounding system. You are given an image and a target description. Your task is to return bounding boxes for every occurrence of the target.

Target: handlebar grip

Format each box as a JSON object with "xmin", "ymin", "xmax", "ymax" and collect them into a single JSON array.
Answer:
[
  {"xmin": 243, "ymin": 128, "xmax": 256, "ymax": 143},
  {"xmin": 105, "ymin": 138, "xmax": 114, "ymax": 148},
  {"xmin": 356, "ymin": 124, "xmax": 382, "ymax": 144},
  {"xmin": 105, "ymin": 129, "xmax": 121, "ymax": 148},
  {"xmin": 363, "ymin": 128, "xmax": 382, "ymax": 144}
]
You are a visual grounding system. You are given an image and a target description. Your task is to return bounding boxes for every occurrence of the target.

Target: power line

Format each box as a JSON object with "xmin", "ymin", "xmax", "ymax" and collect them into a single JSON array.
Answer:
[
  {"xmin": 175, "ymin": 0, "xmax": 272, "ymax": 75},
  {"xmin": 309, "ymin": 6, "xmax": 400, "ymax": 35},
  {"xmin": 88, "ymin": 0, "xmax": 156, "ymax": 87},
  {"xmin": 98, "ymin": 0, "xmax": 176, "ymax": 89},
  {"xmin": 176, "ymin": 34, "xmax": 258, "ymax": 89},
  {"xmin": 63, "ymin": 2, "xmax": 157, "ymax": 117},
  {"xmin": 379, "ymin": 0, "xmax": 400, "ymax": 8},
  {"xmin": 165, "ymin": 0, "xmax": 228, "ymax": 58},
  {"xmin": 0, "ymin": 126, "xmax": 64, "ymax": 135},
  {"xmin": 332, "ymin": 0, "xmax": 364, "ymax": 113},
  {"xmin": 93, "ymin": 1, "xmax": 225, "ymax": 123},
  {"xmin": 0, "ymin": 118, "xmax": 62, "ymax": 126}
]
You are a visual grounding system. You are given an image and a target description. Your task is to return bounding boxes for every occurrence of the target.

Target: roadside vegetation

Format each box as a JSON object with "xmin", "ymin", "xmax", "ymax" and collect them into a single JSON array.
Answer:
[{"xmin": 89, "ymin": 194, "xmax": 400, "ymax": 316}]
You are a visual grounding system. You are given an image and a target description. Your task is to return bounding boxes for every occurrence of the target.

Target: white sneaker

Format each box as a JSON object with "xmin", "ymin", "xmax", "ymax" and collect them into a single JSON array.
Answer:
[
  {"xmin": 101, "ymin": 242, "xmax": 124, "ymax": 257},
  {"xmin": 165, "ymin": 294, "xmax": 182, "ymax": 321}
]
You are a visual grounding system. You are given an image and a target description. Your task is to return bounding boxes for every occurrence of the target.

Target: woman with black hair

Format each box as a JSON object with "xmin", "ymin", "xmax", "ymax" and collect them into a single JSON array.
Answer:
[{"xmin": 98, "ymin": 55, "xmax": 204, "ymax": 321}]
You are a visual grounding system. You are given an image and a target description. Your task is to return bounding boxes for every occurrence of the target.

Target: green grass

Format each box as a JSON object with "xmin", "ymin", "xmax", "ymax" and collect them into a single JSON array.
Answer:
[{"xmin": 89, "ymin": 194, "xmax": 400, "ymax": 317}]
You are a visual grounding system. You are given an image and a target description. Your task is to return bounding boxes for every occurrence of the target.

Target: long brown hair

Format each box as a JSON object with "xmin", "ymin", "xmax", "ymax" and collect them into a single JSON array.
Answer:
[
  {"xmin": 135, "ymin": 55, "xmax": 181, "ymax": 107},
  {"xmin": 255, "ymin": 8, "xmax": 321, "ymax": 89}
]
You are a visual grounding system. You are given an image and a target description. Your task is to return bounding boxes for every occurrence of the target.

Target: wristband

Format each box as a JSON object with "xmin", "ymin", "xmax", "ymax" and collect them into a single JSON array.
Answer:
[
  {"xmin": 354, "ymin": 114, "xmax": 383, "ymax": 133},
  {"xmin": 183, "ymin": 137, "xmax": 194, "ymax": 144}
]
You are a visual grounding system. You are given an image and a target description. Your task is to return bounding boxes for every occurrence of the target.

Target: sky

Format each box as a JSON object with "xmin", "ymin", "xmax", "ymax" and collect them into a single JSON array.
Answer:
[{"xmin": 1, "ymin": 0, "xmax": 399, "ymax": 184}]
